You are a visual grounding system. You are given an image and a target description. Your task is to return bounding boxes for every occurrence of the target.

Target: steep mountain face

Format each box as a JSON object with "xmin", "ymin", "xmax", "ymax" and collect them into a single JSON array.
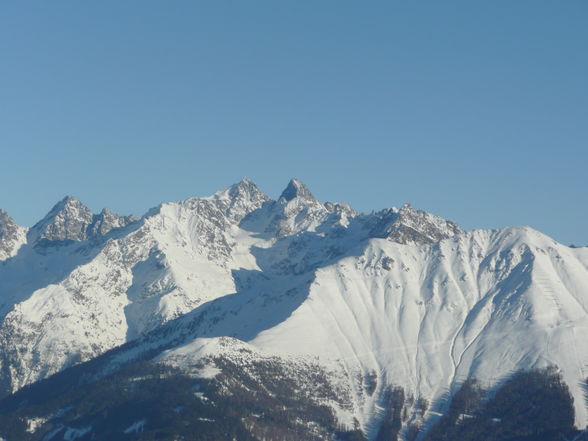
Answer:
[
  {"xmin": 0, "ymin": 178, "xmax": 586, "ymax": 441},
  {"xmin": 0, "ymin": 179, "xmax": 270, "ymax": 393},
  {"xmin": 0, "ymin": 210, "xmax": 27, "ymax": 261},
  {"xmin": 88, "ymin": 209, "xmax": 137, "ymax": 237},
  {"xmin": 29, "ymin": 196, "xmax": 95, "ymax": 244},
  {"xmin": 28, "ymin": 196, "xmax": 137, "ymax": 246}
]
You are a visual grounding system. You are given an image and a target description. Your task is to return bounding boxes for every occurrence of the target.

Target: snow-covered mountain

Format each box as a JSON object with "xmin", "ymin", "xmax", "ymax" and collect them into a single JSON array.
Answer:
[
  {"xmin": 0, "ymin": 178, "xmax": 587, "ymax": 440},
  {"xmin": 0, "ymin": 210, "xmax": 27, "ymax": 261}
]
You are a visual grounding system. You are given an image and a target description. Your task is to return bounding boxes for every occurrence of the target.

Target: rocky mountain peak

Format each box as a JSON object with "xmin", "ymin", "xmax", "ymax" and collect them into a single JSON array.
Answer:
[
  {"xmin": 30, "ymin": 196, "xmax": 94, "ymax": 243},
  {"xmin": 88, "ymin": 208, "xmax": 137, "ymax": 237},
  {"xmin": 49, "ymin": 195, "xmax": 92, "ymax": 218},
  {"xmin": 0, "ymin": 209, "xmax": 20, "ymax": 237},
  {"xmin": 226, "ymin": 178, "xmax": 266, "ymax": 203},
  {"xmin": 370, "ymin": 204, "xmax": 462, "ymax": 245},
  {"xmin": 216, "ymin": 178, "xmax": 269, "ymax": 223},
  {"xmin": 0, "ymin": 209, "xmax": 14, "ymax": 228},
  {"xmin": 279, "ymin": 178, "xmax": 315, "ymax": 202},
  {"xmin": 0, "ymin": 209, "xmax": 28, "ymax": 260},
  {"xmin": 29, "ymin": 196, "xmax": 134, "ymax": 244}
]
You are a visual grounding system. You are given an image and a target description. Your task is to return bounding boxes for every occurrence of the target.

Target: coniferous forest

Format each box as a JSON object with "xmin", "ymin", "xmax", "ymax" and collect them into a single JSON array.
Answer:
[{"xmin": 0, "ymin": 354, "xmax": 583, "ymax": 441}]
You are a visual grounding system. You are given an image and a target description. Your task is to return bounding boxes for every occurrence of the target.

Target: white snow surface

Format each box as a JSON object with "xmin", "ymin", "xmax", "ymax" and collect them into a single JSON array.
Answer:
[
  {"xmin": 249, "ymin": 227, "xmax": 588, "ymax": 429},
  {"xmin": 1, "ymin": 178, "xmax": 587, "ymax": 435},
  {"xmin": 26, "ymin": 417, "xmax": 47, "ymax": 433}
]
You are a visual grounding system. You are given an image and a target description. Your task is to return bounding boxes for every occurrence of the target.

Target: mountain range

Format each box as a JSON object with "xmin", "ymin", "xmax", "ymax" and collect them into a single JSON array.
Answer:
[{"xmin": 0, "ymin": 178, "xmax": 586, "ymax": 441}]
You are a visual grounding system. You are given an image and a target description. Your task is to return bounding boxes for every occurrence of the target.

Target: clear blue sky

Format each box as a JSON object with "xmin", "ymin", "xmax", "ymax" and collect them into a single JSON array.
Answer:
[{"xmin": 1, "ymin": 1, "xmax": 586, "ymax": 245}]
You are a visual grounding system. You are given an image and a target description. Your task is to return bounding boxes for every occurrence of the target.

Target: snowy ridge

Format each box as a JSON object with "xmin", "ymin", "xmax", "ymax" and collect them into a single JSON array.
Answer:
[
  {"xmin": 0, "ymin": 179, "xmax": 267, "ymax": 391},
  {"xmin": 248, "ymin": 227, "xmax": 588, "ymax": 430},
  {"xmin": 370, "ymin": 203, "xmax": 462, "ymax": 244},
  {"xmin": 0, "ymin": 179, "xmax": 587, "ymax": 439}
]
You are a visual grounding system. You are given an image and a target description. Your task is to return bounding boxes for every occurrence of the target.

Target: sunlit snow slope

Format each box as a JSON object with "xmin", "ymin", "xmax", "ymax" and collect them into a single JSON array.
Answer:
[
  {"xmin": 0, "ymin": 178, "xmax": 587, "ymax": 434},
  {"xmin": 249, "ymin": 227, "xmax": 588, "ymax": 429}
]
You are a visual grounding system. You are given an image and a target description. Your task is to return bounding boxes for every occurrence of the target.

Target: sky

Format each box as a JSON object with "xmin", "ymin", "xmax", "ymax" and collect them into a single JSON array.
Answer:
[{"xmin": 0, "ymin": 1, "xmax": 586, "ymax": 245}]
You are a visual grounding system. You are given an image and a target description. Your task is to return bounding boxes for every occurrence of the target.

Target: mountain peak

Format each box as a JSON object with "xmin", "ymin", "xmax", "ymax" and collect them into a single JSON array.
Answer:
[
  {"xmin": 237, "ymin": 176, "xmax": 254, "ymax": 186},
  {"xmin": 213, "ymin": 178, "xmax": 269, "ymax": 223},
  {"xmin": 30, "ymin": 195, "xmax": 94, "ymax": 243},
  {"xmin": 0, "ymin": 209, "xmax": 28, "ymax": 260},
  {"xmin": 0, "ymin": 208, "xmax": 12, "ymax": 223},
  {"xmin": 0, "ymin": 209, "xmax": 18, "ymax": 234},
  {"xmin": 89, "ymin": 207, "xmax": 137, "ymax": 237},
  {"xmin": 49, "ymin": 195, "xmax": 88, "ymax": 213},
  {"xmin": 370, "ymin": 204, "xmax": 462, "ymax": 245},
  {"xmin": 279, "ymin": 179, "xmax": 315, "ymax": 202},
  {"xmin": 227, "ymin": 177, "xmax": 264, "ymax": 199},
  {"xmin": 45, "ymin": 195, "xmax": 92, "ymax": 220}
]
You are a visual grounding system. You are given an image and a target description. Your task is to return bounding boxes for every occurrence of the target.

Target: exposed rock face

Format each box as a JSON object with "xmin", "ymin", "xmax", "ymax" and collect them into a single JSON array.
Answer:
[
  {"xmin": 261, "ymin": 179, "xmax": 358, "ymax": 238},
  {"xmin": 220, "ymin": 177, "xmax": 269, "ymax": 223},
  {"xmin": 29, "ymin": 195, "xmax": 94, "ymax": 243},
  {"xmin": 29, "ymin": 196, "xmax": 136, "ymax": 245},
  {"xmin": 370, "ymin": 203, "xmax": 462, "ymax": 244},
  {"xmin": 88, "ymin": 208, "xmax": 137, "ymax": 237},
  {"xmin": 0, "ymin": 210, "xmax": 27, "ymax": 261},
  {"xmin": 279, "ymin": 178, "xmax": 315, "ymax": 202}
]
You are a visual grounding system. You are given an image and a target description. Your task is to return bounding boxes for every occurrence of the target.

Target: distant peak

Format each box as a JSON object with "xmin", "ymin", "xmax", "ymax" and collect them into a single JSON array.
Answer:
[
  {"xmin": 94, "ymin": 208, "xmax": 120, "ymax": 220},
  {"xmin": 208, "ymin": 178, "xmax": 269, "ymax": 223},
  {"xmin": 370, "ymin": 204, "xmax": 462, "ymax": 245},
  {"xmin": 30, "ymin": 195, "xmax": 94, "ymax": 243},
  {"xmin": 238, "ymin": 177, "xmax": 254, "ymax": 186},
  {"xmin": 0, "ymin": 209, "xmax": 17, "ymax": 227},
  {"xmin": 90, "ymin": 207, "xmax": 136, "ymax": 237},
  {"xmin": 39, "ymin": 195, "xmax": 92, "ymax": 223},
  {"xmin": 51, "ymin": 195, "xmax": 86, "ymax": 212},
  {"xmin": 60, "ymin": 194, "xmax": 76, "ymax": 204},
  {"xmin": 0, "ymin": 208, "xmax": 27, "ymax": 260},
  {"xmin": 98, "ymin": 208, "xmax": 129, "ymax": 218},
  {"xmin": 279, "ymin": 179, "xmax": 314, "ymax": 202},
  {"xmin": 229, "ymin": 177, "xmax": 258, "ymax": 193},
  {"xmin": 224, "ymin": 178, "xmax": 267, "ymax": 201}
]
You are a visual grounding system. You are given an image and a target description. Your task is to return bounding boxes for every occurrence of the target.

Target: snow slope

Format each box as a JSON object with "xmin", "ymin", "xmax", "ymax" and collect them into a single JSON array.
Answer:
[
  {"xmin": 0, "ymin": 179, "xmax": 267, "ymax": 391},
  {"xmin": 1, "ymin": 178, "xmax": 587, "ymax": 437},
  {"xmin": 248, "ymin": 227, "xmax": 588, "ymax": 431}
]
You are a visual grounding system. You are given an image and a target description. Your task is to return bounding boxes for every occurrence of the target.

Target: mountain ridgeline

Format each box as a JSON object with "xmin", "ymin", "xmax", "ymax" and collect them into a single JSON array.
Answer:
[{"xmin": 0, "ymin": 178, "xmax": 587, "ymax": 441}]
